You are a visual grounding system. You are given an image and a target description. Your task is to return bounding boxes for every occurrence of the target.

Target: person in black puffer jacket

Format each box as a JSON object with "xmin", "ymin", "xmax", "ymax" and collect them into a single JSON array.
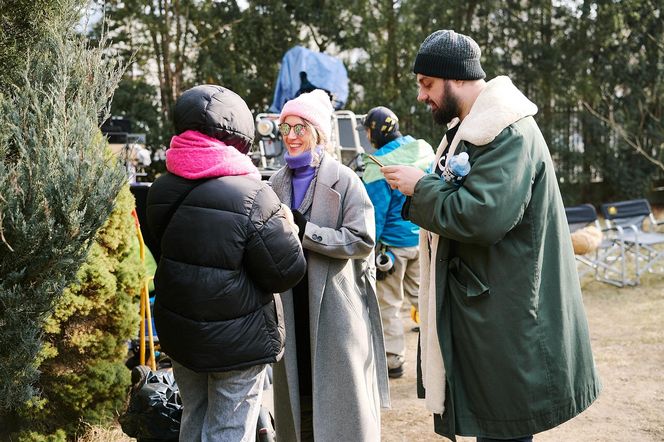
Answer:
[{"xmin": 146, "ymin": 84, "xmax": 306, "ymax": 442}]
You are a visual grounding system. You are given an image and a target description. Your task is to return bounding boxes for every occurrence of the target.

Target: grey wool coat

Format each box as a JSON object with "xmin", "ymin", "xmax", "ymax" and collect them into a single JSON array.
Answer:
[{"xmin": 270, "ymin": 153, "xmax": 390, "ymax": 442}]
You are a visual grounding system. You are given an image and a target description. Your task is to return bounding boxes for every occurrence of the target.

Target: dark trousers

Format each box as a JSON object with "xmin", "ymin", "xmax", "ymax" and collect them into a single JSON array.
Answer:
[
  {"xmin": 477, "ymin": 436, "xmax": 533, "ymax": 442},
  {"xmin": 300, "ymin": 395, "xmax": 314, "ymax": 441}
]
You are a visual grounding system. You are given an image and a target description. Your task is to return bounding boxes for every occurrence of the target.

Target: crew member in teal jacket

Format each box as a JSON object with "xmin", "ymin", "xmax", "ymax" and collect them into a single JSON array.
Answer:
[{"xmin": 361, "ymin": 106, "xmax": 434, "ymax": 378}]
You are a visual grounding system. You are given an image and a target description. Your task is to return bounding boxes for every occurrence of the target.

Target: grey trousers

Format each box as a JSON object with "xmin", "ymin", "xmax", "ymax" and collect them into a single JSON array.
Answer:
[
  {"xmin": 377, "ymin": 245, "xmax": 420, "ymax": 357},
  {"xmin": 172, "ymin": 360, "xmax": 267, "ymax": 442}
]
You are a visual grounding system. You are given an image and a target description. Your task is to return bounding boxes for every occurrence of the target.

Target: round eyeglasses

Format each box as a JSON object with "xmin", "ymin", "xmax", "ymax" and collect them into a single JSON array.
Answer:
[{"xmin": 279, "ymin": 122, "xmax": 307, "ymax": 137}]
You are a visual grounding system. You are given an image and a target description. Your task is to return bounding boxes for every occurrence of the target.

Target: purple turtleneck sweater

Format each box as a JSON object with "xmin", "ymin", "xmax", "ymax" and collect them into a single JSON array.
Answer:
[{"xmin": 284, "ymin": 147, "xmax": 319, "ymax": 209}]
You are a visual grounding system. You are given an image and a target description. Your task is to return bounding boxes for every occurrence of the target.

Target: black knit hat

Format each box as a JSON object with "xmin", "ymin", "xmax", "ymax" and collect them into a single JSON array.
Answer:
[
  {"xmin": 362, "ymin": 106, "xmax": 402, "ymax": 149},
  {"xmin": 413, "ymin": 30, "xmax": 486, "ymax": 80}
]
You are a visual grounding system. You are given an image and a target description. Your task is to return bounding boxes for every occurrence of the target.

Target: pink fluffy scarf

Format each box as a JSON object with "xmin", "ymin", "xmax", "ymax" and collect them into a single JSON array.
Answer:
[{"xmin": 166, "ymin": 130, "xmax": 261, "ymax": 180}]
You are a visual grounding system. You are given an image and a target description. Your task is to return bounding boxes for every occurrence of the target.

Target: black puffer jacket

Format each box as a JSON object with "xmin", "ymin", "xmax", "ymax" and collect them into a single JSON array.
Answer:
[{"xmin": 147, "ymin": 173, "xmax": 306, "ymax": 372}]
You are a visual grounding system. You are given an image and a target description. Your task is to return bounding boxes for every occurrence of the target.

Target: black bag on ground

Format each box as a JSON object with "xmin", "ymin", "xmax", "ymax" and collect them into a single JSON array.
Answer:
[{"xmin": 119, "ymin": 365, "xmax": 181, "ymax": 441}]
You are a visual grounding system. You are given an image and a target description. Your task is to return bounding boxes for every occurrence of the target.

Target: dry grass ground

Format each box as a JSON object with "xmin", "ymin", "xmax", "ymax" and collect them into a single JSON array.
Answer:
[
  {"xmin": 83, "ymin": 272, "xmax": 664, "ymax": 442},
  {"xmin": 382, "ymin": 272, "xmax": 664, "ymax": 442},
  {"xmin": 76, "ymin": 424, "xmax": 130, "ymax": 442}
]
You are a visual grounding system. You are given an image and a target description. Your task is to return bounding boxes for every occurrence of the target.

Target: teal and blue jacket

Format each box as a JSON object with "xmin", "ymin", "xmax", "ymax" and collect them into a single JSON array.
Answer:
[{"xmin": 362, "ymin": 135, "xmax": 434, "ymax": 247}]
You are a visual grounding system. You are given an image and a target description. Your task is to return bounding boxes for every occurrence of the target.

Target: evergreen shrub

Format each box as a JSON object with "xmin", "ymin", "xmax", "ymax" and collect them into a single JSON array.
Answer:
[
  {"xmin": 17, "ymin": 185, "xmax": 142, "ymax": 439},
  {"xmin": 0, "ymin": 0, "xmax": 126, "ymax": 429}
]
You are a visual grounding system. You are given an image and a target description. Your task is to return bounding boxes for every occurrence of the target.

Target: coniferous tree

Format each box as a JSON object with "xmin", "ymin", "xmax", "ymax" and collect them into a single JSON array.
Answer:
[
  {"xmin": 16, "ymin": 186, "xmax": 142, "ymax": 440},
  {"xmin": 0, "ymin": 0, "xmax": 59, "ymax": 91},
  {"xmin": 0, "ymin": 0, "xmax": 125, "ymax": 432}
]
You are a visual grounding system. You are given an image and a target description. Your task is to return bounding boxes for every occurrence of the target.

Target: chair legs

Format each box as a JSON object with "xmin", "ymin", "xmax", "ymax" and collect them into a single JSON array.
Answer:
[{"xmin": 596, "ymin": 240, "xmax": 636, "ymax": 287}]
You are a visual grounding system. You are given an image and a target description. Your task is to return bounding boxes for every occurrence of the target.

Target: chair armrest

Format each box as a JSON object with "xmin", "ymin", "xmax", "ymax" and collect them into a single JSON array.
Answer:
[
  {"xmin": 602, "ymin": 225, "xmax": 625, "ymax": 235},
  {"xmin": 603, "ymin": 224, "xmax": 643, "ymax": 243},
  {"xmin": 626, "ymin": 224, "xmax": 640, "ymax": 240},
  {"xmin": 646, "ymin": 214, "xmax": 663, "ymax": 231}
]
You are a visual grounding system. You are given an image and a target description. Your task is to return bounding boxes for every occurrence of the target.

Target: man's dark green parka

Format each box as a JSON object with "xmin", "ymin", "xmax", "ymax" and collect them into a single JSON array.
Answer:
[{"xmin": 405, "ymin": 76, "xmax": 601, "ymax": 440}]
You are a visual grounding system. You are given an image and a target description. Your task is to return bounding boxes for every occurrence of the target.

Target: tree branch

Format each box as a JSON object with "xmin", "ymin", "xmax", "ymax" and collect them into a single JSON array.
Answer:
[
  {"xmin": 583, "ymin": 101, "xmax": 664, "ymax": 172},
  {"xmin": 307, "ymin": 23, "xmax": 324, "ymax": 51}
]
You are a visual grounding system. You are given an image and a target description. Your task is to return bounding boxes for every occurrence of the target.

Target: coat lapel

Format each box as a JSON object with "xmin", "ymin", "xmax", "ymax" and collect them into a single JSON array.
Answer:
[
  {"xmin": 307, "ymin": 154, "xmax": 340, "ymax": 351},
  {"xmin": 309, "ymin": 154, "xmax": 341, "ymax": 228},
  {"xmin": 269, "ymin": 167, "xmax": 292, "ymax": 207}
]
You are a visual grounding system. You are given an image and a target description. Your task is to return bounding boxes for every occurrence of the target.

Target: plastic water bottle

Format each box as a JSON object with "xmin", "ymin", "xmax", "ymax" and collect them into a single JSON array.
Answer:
[{"xmin": 447, "ymin": 152, "xmax": 470, "ymax": 186}]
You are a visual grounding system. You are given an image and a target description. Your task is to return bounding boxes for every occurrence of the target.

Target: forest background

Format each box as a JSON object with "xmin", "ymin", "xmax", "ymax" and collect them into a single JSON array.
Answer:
[
  {"xmin": 0, "ymin": 0, "xmax": 662, "ymax": 440},
  {"xmin": 102, "ymin": 0, "xmax": 663, "ymax": 204}
]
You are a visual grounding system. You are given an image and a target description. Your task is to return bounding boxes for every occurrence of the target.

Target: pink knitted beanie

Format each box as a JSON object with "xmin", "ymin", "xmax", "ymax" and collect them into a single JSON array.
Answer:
[{"xmin": 279, "ymin": 89, "xmax": 334, "ymax": 141}]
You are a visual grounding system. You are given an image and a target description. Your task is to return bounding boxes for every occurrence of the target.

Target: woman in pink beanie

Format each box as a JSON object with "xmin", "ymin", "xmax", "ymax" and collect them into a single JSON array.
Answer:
[
  {"xmin": 269, "ymin": 89, "xmax": 390, "ymax": 442},
  {"xmin": 146, "ymin": 84, "xmax": 306, "ymax": 442}
]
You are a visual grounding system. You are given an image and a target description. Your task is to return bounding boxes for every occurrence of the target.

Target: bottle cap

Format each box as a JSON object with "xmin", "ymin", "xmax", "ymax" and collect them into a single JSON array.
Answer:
[{"xmin": 457, "ymin": 152, "xmax": 469, "ymax": 165}]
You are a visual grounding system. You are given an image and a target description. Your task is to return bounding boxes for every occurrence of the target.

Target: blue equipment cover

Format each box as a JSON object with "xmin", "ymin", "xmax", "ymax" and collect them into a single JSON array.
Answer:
[{"xmin": 269, "ymin": 46, "xmax": 349, "ymax": 112}]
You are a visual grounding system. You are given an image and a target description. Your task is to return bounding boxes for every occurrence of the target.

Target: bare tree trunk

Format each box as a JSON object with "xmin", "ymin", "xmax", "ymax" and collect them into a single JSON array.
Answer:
[
  {"xmin": 384, "ymin": 0, "xmax": 398, "ymax": 102},
  {"xmin": 160, "ymin": 0, "xmax": 174, "ymax": 119}
]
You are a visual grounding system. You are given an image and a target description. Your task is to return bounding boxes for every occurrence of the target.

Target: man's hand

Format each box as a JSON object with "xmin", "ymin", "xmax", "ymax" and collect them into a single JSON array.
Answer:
[{"xmin": 380, "ymin": 165, "xmax": 426, "ymax": 196}]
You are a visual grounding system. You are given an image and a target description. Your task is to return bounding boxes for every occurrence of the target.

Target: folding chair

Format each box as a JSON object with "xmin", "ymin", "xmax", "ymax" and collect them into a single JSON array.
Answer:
[
  {"xmin": 565, "ymin": 204, "xmax": 633, "ymax": 286},
  {"xmin": 600, "ymin": 199, "xmax": 664, "ymax": 285}
]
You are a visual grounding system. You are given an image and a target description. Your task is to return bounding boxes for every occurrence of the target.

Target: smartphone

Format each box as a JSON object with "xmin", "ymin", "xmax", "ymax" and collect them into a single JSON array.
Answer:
[{"xmin": 367, "ymin": 154, "xmax": 385, "ymax": 167}]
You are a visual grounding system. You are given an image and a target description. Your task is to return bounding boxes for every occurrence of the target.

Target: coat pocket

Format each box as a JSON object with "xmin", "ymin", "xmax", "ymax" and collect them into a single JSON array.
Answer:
[{"xmin": 448, "ymin": 257, "xmax": 490, "ymax": 300}]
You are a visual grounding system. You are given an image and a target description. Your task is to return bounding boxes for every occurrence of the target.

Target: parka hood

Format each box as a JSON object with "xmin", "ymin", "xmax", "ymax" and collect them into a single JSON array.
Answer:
[{"xmin": 173, "ymin": 84, "xmax": 255, "ymax": 154}]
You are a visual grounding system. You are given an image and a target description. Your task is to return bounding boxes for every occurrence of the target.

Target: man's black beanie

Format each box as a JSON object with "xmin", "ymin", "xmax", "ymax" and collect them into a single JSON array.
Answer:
[{"xmin": 413, "ymin": 30, "xmax": 486, "ymax": 80}]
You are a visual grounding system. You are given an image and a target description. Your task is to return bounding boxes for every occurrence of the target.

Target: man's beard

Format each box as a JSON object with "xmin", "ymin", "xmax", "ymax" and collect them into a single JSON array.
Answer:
[{"xmin": 432, "ymin": 82, "xmax": 461, "ymax": 126}]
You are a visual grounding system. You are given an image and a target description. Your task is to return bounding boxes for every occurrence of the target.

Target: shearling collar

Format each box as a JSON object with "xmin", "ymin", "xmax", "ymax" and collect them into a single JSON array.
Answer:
[{"xmin": 456, "ymin": 75, "xmax": 538, "ymax": 146}]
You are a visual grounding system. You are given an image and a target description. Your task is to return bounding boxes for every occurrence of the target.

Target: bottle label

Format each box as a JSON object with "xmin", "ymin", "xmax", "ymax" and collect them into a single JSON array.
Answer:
[
  {"xmin": 442, "ymin": 153, "xmax": 470, "ymax": 186},
  {"xmin": 441, "ymin": 166, "xmax": 456, "ymax": 182},
  {"xmin": 442, "ymin": 167, "xmax": 466, "ymax": 186}
]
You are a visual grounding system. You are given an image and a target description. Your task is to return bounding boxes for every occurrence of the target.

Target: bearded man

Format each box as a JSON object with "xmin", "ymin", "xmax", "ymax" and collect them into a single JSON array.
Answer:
[{"xmin": 381, "ymin": 30, "xmax": 601, "ymax": 442}]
